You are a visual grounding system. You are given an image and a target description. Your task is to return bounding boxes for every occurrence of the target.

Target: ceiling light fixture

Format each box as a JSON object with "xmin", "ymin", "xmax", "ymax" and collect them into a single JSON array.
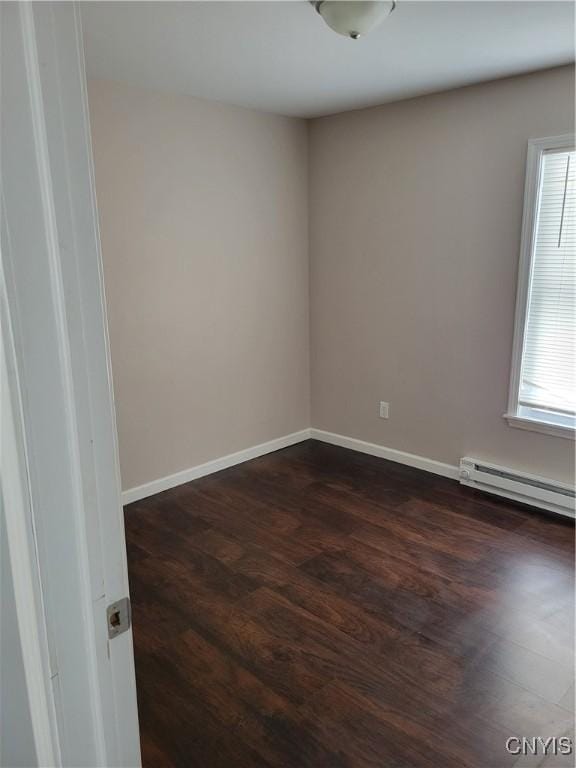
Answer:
[{"xmin": 311, "ymin": 0, "xmax": 396, "ymax": 40}]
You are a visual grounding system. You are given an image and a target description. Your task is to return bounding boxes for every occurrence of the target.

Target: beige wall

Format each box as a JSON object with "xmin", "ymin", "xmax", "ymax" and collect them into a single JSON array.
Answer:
[
  {"xmin": 88, "ymin": 79, "xmax": 309, "ymax": 491},
  {"xmin": 309, "ymin": 66, "xmax": 575, "ymax": 484},
  {"xmin": 90, "ymin": 68, "xmax": 575, "ymax": 492}
]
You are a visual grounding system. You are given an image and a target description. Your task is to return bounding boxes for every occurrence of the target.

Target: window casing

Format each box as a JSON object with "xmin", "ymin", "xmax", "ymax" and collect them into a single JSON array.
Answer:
[{"xmin": 506, "ymin": 134, "xmax": 575, "ymax": 439}]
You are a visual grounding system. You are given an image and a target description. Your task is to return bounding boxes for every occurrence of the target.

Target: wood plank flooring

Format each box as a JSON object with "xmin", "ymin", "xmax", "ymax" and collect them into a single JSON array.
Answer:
[{"xmin": 125, "ymin": 440, "xmax": 575, "ymax": 768}]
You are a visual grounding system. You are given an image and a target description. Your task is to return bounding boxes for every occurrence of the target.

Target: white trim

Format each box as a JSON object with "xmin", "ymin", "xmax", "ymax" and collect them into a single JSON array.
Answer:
[
  {"xmin": 0, "ymin": 230, "xmax": 60, "ymax": 767},
  {"xmin": 124, "ymin": 425, "xmax": 575, "ymax": 519},
  {"xmin": 310, "ymin": 429, "xmax": 459, "ymax": 480},
  {"xmin": 504, "ymin": 411, "xmax": 575, "ymax": 440},
  {"xmin": 122, "ymin": 430, "xmax": 312, "ymax": 505},
  {"xmin": 505, "ymin": 133, "xmax": 575, "ymax": 435},
  {"xmin": 1, "ymin": 3, "xmax": 140, "ymax": 765},
  {"xmin": 19, "ymin": 9, "xmax": 109, "ymax": 760}
]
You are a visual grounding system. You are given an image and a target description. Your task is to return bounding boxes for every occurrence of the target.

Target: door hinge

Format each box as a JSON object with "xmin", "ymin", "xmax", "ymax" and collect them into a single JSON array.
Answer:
[{"xmin": 107, "ymin": 597, "xmax": 131, "ymax": 639}]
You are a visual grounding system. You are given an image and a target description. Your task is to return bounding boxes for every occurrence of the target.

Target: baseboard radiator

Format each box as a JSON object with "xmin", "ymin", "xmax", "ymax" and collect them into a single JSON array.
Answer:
[{"xmin": 459, "ymin": 458, "xmax": 575, "ymax": 519}]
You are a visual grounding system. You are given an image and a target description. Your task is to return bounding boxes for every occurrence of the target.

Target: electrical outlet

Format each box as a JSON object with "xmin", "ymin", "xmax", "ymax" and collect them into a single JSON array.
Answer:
[{"xmin": 379, "ymin": 401, "xmax": 389, "ymax": 419}]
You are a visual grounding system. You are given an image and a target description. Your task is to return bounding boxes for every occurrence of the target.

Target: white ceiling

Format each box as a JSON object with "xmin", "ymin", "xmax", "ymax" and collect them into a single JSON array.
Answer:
[{"xmin": 82, "ymin": 1, "xmax": 574, "ymax": 118}]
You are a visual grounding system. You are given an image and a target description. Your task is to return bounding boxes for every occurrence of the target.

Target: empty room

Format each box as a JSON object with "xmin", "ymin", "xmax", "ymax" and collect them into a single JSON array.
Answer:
[{"xmin": 1, "ymin": 2, "xmax": 575, "ymax": 767}]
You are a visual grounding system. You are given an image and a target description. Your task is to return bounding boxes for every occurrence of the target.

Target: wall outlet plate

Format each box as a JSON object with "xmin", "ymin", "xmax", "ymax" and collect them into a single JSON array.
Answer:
[{"xmin": 379, "ymin": 401, "xmax": 389, "ymax": 419}]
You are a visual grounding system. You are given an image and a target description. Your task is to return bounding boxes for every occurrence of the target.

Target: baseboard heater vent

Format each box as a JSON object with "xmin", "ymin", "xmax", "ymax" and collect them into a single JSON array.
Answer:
[{"xmin": 459, "ymin": 458, "xmax": 575, "ymax": 519}]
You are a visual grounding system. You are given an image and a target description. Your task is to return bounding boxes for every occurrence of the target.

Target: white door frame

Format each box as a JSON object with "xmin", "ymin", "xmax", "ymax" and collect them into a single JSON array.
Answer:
[
  {"xmin": 1, "ymin": 3, "xmax": 141, "ymax": 765},
  {"xmin": 1, "ymin": 237, "xmax": 60, "ymax": 768}
]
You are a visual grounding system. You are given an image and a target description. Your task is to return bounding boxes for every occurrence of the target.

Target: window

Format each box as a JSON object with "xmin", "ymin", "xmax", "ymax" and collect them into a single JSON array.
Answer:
[{"xmin": 506, "ymin": 134, "xmax": 575, "ymax": 439}]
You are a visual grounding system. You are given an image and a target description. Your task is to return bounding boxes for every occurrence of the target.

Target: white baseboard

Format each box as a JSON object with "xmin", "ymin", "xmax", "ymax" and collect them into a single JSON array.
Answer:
[
  {"xmin": 310, "ymin": 428, "xmax": 459, "ymax": 480},
  {"xmin": 122, "ymin": 427, "xmax": 461, "ymax": 505},
  {"xmin": 121, "ymin": 429, "xmax": 312, "ymax": 505},
  {"xmin": 123, "ymin": 425, "xmax": 567, "ymax": 516}
]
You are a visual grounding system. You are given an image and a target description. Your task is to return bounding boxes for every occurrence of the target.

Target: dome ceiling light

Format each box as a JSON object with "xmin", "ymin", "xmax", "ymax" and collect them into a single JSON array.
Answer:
[{"xmin": 311, "ymin": 0, "xmax": 396, "ymax": 40}]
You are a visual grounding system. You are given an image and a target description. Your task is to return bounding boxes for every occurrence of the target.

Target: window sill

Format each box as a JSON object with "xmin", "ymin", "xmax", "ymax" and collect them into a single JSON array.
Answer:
[{"xmin": 504, "ymin": 408, "xmax": 576, "ymax": 440}]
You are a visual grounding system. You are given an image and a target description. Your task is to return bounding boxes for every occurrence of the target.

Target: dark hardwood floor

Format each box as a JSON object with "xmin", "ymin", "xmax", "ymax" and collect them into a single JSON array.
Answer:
[{"xmin": 125, "ymin": 440, "xmax": 575, "ymax": 768}]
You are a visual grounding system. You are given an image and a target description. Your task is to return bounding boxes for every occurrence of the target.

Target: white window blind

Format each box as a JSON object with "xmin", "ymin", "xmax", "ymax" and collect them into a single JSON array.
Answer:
[{"xmin": 519, "ymin": 149, "xmax": 575, "ymax": 416}]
